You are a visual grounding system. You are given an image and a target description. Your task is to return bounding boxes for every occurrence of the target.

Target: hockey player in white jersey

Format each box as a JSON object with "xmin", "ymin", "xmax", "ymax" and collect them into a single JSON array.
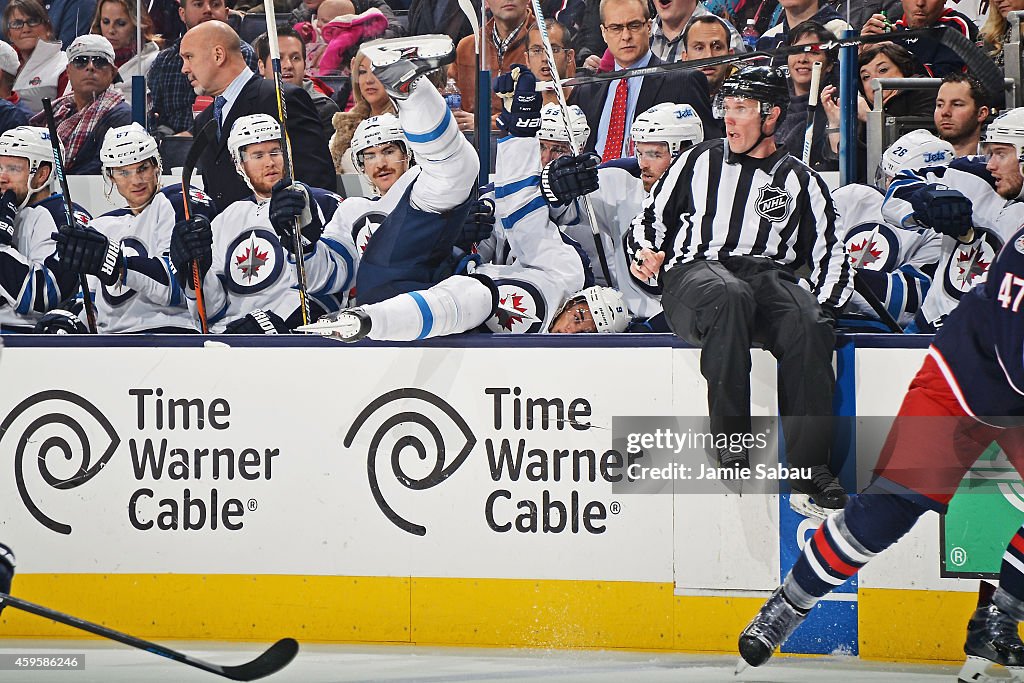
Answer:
[
  {"xmin": 53, "ymin": 124, "xmax": 217, "ymax": 333},
  {"xmin": 833, "ymin": 130, "xmax": 944, "ymax": 330},
  {"xmin": 0, "ymin": 126, "xmax": 89, "ymax": 332},
  {"xmin": 882, "ymin": 109, "xmax": 1024, "ymax": 332},
  {"xmin": 300, "ymin": 65, "xmax": 628, "ymax": 341},
  {"xmin": 169, "ymin": 113, "xmax": 352, "ymax": 333}
]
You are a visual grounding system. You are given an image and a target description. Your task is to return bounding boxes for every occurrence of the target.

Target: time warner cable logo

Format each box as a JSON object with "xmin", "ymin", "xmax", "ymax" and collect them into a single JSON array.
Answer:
[{"xmin": 344, "ymin": 388, "xmax": 475, "ymax": 536}]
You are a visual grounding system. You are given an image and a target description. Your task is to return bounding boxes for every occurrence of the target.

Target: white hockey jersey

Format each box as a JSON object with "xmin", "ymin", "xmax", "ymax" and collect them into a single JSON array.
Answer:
[
  {"xmin": 193, "ymin": 188, "xmax": 355, "ymax": 332},
  {"xmin": 0, "ymin": 193, "xmax": 89, "ymax": 332},
  {"xmin": 833, "ymin": 184, "xmax": 940, "ymax": 328},
  {"xmin": 89, "ymin": 185, "xmax": 214, "ymax": 333},
  {"xmin": 882, "ymin": 159, "xmax": 1024, "ymax": 330}
]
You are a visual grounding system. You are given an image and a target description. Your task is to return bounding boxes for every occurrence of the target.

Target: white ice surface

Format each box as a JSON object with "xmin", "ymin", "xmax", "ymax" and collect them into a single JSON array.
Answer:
[{"xmin": 0, "ymin": 640, "xmax": 961, "ymax": 683}]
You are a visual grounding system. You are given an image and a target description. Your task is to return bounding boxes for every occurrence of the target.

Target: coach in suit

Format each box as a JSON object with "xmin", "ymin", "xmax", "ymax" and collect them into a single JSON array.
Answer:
[
  {"xmin": 180, "ymin": 21, "xmax": 335, "ymax": 209},
  {"xmin": 569, "ymin": 0, "xmax": 721, "ymax": 160}
]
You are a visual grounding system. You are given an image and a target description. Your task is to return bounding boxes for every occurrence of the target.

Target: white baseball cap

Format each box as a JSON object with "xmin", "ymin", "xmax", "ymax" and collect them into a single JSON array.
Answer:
[
  {"xmin": 0, "ymin": 41, "xmax": 18, "ymax": 76},
  {"xmin": 66, "ymin": 34, "xmax": 116, "ymax": 64}
]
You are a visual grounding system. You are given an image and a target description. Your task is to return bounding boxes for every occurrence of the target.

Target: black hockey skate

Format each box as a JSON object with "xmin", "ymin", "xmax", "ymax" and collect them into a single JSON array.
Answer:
[
  {"xmin": 296, "ymin": 308, "xmax": 371, "ymax": 342},
  {"xmin": 790, "ymin": 465, "xmax": 849, "ymax": 521},
  {"xmin": 738, "ymin": 586, "xmax": 810, "ymax": 668},
  {"xmin": 0, "ymin": 543, "xmax": 15, "ymax": 614},
  {"xmin": 361, "ymin": 35, "xmax": 456, "ymax": 100},
  {"xmin": 958, "ymin": 604, "xmax": 1024, "ymax": 683}
]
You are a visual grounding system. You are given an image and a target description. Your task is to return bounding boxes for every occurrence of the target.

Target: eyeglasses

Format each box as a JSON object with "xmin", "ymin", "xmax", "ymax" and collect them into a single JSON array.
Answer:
[
  {"xmin": 526, "ymin": 46, "xmax": 566, "ymax": 56},
  {"xmin": 70, "ymin": 55, "xmax": 112, "ymax": 69},
  {"xmin": 7, "ymin": 17, "xmax": 42, "ymax": 30},
  {"xmin": 243, "ymin": 148, "xmax": 284, "ymax": 162},
  {"xmin": 602, "ymin": 20, "xmax": 648, "ymax": 35},
  {"xmin": 109, "ymin": 160, "xmax": 158, "ymax": 179}
]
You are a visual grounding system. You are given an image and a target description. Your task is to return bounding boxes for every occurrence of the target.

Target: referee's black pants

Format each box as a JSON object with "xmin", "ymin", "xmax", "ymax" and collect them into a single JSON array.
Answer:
[{"xmin": 661, "ymin": 256, "xmax": 836, "ymax": 470}]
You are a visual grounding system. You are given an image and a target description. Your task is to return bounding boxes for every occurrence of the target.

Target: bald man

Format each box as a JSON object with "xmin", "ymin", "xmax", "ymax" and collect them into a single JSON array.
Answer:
[{"xmin": 184, "ymin": 21, "xmax": 336, "ymax": 209}]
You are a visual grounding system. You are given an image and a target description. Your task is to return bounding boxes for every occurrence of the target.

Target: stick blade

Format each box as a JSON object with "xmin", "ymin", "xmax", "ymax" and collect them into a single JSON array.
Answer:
[
  {"xmin": 217, "ymin": 638, "xmax": 299, "ymax": 681},
  {"xmin": 935, "ymin": 27, "xmax": 1004, "ymax": 104}
]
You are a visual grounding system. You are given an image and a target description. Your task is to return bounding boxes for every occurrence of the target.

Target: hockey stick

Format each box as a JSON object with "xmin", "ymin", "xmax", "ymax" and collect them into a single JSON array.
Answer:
[
  {"xmin": 549, "ymin": 27, "xmax": 1003, "ymax": 100},
  {"xmin": 457, "ymin": 0, "xmax": 490, "ymax": 186},
  {"xmin": 41, "ymin": 98, "xmax": 98, "ymax": 334},
  {"xmin": 801, "ymin": 61, "xmax": 822, "ymax": 166},
  {"xmin": 528, "ymin": 1, "xmax": 614, "ymax": 286},
  {"xmin": 852, "ymin": 270, "xmax": 902, "ymax": 333},
  {"xmin": 263, "ymin": 0, "xmax": 311, "ymax": 326},
  {"xmin": 0, "ymin": 592, "xmax": 298, "ymax": 681},
  {"xmin": 181, "ymin": 120, "xmax": 216, "ymax": 334}
]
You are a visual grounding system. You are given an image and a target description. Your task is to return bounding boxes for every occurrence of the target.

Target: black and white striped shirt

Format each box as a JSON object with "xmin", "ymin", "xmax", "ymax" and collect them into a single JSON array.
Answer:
[{"xmin": 626, "ymin": 139, "xmax": 853, "ymax": 307}]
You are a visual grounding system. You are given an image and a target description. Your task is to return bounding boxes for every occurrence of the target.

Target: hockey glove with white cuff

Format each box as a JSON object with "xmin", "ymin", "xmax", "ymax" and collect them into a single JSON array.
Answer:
[
  {"xmin": 223, "ymin": 308, "xmax": 290, "ymax": 334},
  {"xmin": 269, "ymin": 179, "xmax": 323, "ymax": 255},
  {"xmin": 541, "ymin": 153, "xmax": 600, "ymax": 205},
  {"xmin": 908, "ymin": 184, "xmax": 973, "ymax": 238},
  {"xmin": 495, "ymin": 65, "xmax": 541, "ymax": 137},
  {"xmin": 53, "ymin": 222, "xmax": 122, "ymax": 286},
  {"xmin": 169, "ymin": 215, "xmax": 213, "ymax": 289},
  {"xmin": 0, "ymin": 189, "xmax": 16, "ymax": 247}
]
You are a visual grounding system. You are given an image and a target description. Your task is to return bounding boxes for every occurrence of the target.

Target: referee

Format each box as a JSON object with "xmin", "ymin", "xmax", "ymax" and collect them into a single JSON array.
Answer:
[{"xmin": 627, "ymin": 66, "xmax": 853, "ymax": 520}]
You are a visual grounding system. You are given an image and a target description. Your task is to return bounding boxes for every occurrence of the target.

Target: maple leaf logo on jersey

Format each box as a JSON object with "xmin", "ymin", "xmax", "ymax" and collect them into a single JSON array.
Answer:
[
  {"xmin": 955, "ymin": 247, "xmax": 990, "ymax": 287},
  {"xmin": 848, "ymin": 237, "xmax": 884, "ymax": 268},
  {"xmin": 496, "ymin": 293, "xmax": 528, "ymax": 331},
  {"xmin": 235, "ymin": 235, "xmax": 270, "ymax": 281}
]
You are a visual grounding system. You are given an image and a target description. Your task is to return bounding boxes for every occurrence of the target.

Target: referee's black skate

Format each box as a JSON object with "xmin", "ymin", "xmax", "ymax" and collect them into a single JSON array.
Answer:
[
  {"xmin": 737, "ymin": 586, "xmax": 809, "ymax": 668},
  {"xmin": 790, "ymin": 465, "xmax": 848, "ymax": 521},
  {"xmin": 361, "ymin": 35, "xmax": 456, "ymax": 100},
  {"xmin": 0, "ymin": 543, "xmax": 15, "ymax": 614},
  {"xmin": 717, "ymin": 445, "xmax": 749, "ymax": 470},
  {"xmin": 297, "ymin": 308, "xmax": 371, "ymax": 342},
  {"xmin": 958, "ymin": 604, "xmax": 1024, "ymax": 683}
]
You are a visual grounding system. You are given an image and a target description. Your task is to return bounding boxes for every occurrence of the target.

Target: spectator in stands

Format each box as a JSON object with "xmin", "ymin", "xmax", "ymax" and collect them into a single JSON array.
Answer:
[
  {"xmin": 524, "ymin": 18, "xmax": 575, "ymax": 108},
  {"xmin": 569, "ymin": 0, "xmax": 719, "ymax": 159},
  {"xmin": 313, "ymin": 6, "xmax": 389, "ymax": 78},
  {"xmin": 757, "ymin": 0, "xmax": 850, "ymax": 51},
  {"xmin": 861, "ymin": 0, "xmax": 977, "ymax": 76},
  {"xmin": 37, "ymin": 0, "xmax": 98, "ymax": 49},
  {"xmin": 91, "ymin": 0, "xmax": 164, "ymax": 107},
  {"xmin": 328, "ymin": 51, "xmax": 395, "ymax": 172},
  {"xmin": 182, "ymin": 21, "xmax": 335, "ymax": 208},
  {"xmin": 934, "ymin": 72, "xmax": 990, "ymax": 158},
  {"xmin": 253, "ymin": 27, "xmax": 340, "ymax": 136},
  {"xmin": 408, "ymin": 0, "xmax": 476, "ymax": 47},
  {"xmin": 573, "ymin": 0, "xmax": 607, "ymax": 68},
  {"xmin": 289, "ymin": 0, "xmax": 403, "ymax": 38},
  {"xmin": 682, "ymin": 15, "xmax": 736, "ymax": 95},
  {"xmin": 980, "ymin": 0, "xmax": 1024, "ymax": 69},
  {"xmin": 0, "ymin": 41, "xmax": 33, "ymax": 122},
  {"xmin": 29, "ymin": 35, "xmax": 131, "ymax": 174},
  {"xmin": 651, "ymin": 0, "xmax": 744, "ymax": 61},
  {"xmin": 295, "ymin": 0, "xmax": 354, "ymax": 75},
  {"xmin": 147, "ymin": 0, "xmax": 187, "ymax": 44},
  {"xmin": 452, "ymin": 0, "xmax": 535, "ymax": 128},
  {"xmin": 5, "ymin": 0, "xmax": 67, "ymax": 114},
  {"xmin": 777, "ymin": 21, "xmax": 837, "ymax": 170},
  {"xmin": 148, "ymin": 0, "xmax": 259, "ymax": 136}
]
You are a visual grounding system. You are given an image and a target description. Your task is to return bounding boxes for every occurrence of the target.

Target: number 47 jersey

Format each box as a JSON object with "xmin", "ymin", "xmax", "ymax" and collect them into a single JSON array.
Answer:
[{"xmin": 932, "ymin": 225, "xmax": 1024, "ymax": 420}]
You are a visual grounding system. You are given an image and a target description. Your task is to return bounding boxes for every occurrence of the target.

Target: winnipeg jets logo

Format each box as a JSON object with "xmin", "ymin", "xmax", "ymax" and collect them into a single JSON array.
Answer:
[
  {"xmin": 844, "ymin": 223, "xmax": 897, "ymax": 271},
  {"xmin": 754, "ymin": 184, "xmax": 792, "ymax": 223},
  {"xmin": 943, "ymin": 228, "xmax": 1001, "ymax": 299},
  {"xmin": 225, "ymin": 228, "xmax": 284, "ymax": 294},
  {"xmin": 485, "ymin": 280, "xmax": 546, "ymax": 334},
  {"xmin": 352, "ymin": 212, "xmax": 388, "ymax": 254}
]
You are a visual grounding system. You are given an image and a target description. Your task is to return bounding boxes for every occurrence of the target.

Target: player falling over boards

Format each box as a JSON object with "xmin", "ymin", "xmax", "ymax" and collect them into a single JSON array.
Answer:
[
  {"xmin": 736, "ymin": 124, "xmax": 1024, "ymax": 680},
  {"xmin": 300, "ymin": 36, "xmax": 629, "ymax": 339}
]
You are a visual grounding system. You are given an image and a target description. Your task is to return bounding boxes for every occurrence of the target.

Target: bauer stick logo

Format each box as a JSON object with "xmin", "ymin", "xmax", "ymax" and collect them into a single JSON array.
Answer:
[
  {"xmin": 344, "ymin": 389, "xmax": 475, "ymax": 536},
  {"xmin": 0, "ymin": 390, "xmax": 120, "ymax": 534}
]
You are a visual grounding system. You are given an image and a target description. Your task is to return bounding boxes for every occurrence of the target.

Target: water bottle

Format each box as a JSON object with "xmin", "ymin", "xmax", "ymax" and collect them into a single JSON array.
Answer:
[
  {"xmin": 742, "ymin": 19, "xmax": 759, "ymax": 50},
  {"xmin": 443, "ymin": 77, "xmax": 462, "ymax": 111}
]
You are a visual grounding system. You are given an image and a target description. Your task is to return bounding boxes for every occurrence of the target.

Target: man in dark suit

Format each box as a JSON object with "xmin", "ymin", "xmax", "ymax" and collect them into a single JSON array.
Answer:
[
  {"xmin": 569, "ymin": 0, "xmax": 721, "ymax": 159},
  {"xmin": 181, "ymin": 21, "xmax": 336, "ymax": 209}
]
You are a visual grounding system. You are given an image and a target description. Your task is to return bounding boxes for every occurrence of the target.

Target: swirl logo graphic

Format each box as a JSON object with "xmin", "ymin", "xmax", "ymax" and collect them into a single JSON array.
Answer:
[
  {"xmin": 344, "ymin": 389, "xmax": 475, "ymax": 536},
  {"xmin": 0, "ymin": 390, "xmax": 119, "ymax": 534}
]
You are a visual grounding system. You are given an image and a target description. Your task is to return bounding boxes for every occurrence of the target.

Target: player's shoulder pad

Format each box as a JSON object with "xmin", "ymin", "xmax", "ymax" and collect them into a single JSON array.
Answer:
[
  {"xmin": 35, "ymin": 194, "xmax": 92, "ymax": 226},
  {"xmin": 949, "ymin": 156, "xmax": 996, "ymax": 188},
  {"xmin": 309, "ymin": 186, "xmax": 343, "ymax": 222},
  {"xmin": 163, "ymin": 184, "xmax": 218, "ymax": 221},
  {"xmin": 600, "ymin": 156, "xmax": 641, "ymax": 179}
]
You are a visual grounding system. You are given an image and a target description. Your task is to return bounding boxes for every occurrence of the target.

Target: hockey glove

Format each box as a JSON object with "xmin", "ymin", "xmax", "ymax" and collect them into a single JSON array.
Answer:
[
  {"xmin": 169, "ymin": 215, "xmax": 213, "ymax": 289},
  {"xmin": 0, "ymin": 189, "xmax": 16, "ymax": 247},
  {"xmin": 53, "ymin": 222, "xmax": 122, "ymax": 286},
  {"xmin": 495, "ymin": 65, "xmax": 541, "ymax": 137},
  {"xmin": 908, "ymin": 184, "xmax": 973, "ymax": 238},
  {"xmin": 454, "ymin": 198, "xmax": 495, "ymax": 252},
  {"xmin": 223, "ymin": 308, "xmax": 290, "ymax": 334},
  {"xmin": 33, "ymin": 308, "xmax": 88, "ymax": 334},
  {"xmin": 541, "ymin": 152, "xmax": 600, "ymax": 205},
  {"xmin": 269, "ymin": 179, "xmax": 323, "ymax": 255}
]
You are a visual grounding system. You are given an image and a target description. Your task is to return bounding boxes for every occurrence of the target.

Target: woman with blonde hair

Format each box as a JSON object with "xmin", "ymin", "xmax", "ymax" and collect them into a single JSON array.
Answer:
[
  {"xmin": 4, "ymin": 0, "xmax": 66, "ymax": 113},
  {"xmin": 90, "ymin": 0, "xmax": 163, "ymax": 105},
  {"xmin": 980, "ymin": 0, "xmax": 1024, "ymax": 68},
  {"xmin": 329, "ymin": 51, "xmax": 396, "ymax": 173}
]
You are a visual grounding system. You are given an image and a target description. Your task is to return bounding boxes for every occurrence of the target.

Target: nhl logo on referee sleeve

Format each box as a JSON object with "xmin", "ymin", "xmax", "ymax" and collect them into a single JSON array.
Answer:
[{"xmin": 755, "ymin": 184, "xmax": 792, "ymax": 223}]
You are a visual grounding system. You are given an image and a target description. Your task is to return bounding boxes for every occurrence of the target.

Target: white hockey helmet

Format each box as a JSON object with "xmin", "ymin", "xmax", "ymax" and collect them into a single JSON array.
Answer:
[
  {"xmin": 538, "ymin": 103, "xmax": 590, "ymax": 149},
  {"xmin": 582, "ymin": 286, "xmax": 629, "ymax": 333},
  {"xmin": 631, "ymin": 103, "xmax": 705, "ymax": 158},
  {"xmin": 101, "ymin": 123, "xmax": 161, "ymax": 171},
  {"xmin": 875, "ymin": 129, "xmax": 954, "ymax": 190},
  {"xmin": 228, "ymin": 113, "xmax": 282, "ymax": 168},
  {"xmin": 0, "ymin": 126, "xmax": 60, "ymax": 205},
  {"xmin": 349, "ymin": 113, "xmax": 411, "ymax": 173},
  {"xmin": 982, "ymin": 107, "xmax": 1024, "ymax": 161}
]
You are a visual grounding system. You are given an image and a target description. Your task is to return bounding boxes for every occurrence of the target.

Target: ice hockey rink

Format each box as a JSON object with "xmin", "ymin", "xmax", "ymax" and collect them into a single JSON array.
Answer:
[{"xmin": 0, "ymin": 640, "xmax": 962, "ymax": 683}]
